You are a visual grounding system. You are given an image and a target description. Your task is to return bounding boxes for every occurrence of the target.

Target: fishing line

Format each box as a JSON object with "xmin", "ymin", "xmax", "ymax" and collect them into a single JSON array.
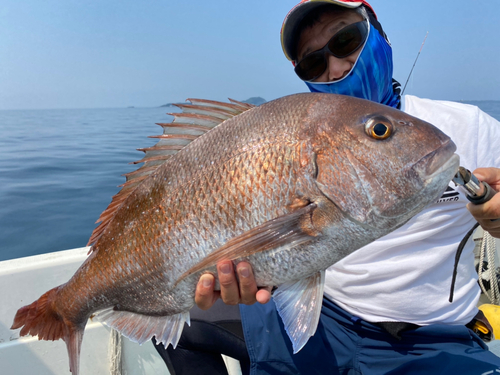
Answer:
[{"xmin": 401, "ymin": 32, "xmax": 429, "ymax": 96}]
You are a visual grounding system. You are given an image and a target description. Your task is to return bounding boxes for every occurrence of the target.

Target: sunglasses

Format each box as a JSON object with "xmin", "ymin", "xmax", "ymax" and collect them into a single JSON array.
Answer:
[{"xmin": 294, "ymin": 20, "xmax": 369, "ymax": 82}]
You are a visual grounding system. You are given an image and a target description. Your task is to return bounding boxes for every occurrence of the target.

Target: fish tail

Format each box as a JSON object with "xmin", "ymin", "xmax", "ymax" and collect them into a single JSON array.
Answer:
[{"xmin": 11, "ymin": 286, "xmax": 85, "ymax": 375}]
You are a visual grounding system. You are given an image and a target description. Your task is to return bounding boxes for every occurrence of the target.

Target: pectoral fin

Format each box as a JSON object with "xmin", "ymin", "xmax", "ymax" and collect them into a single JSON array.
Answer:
[
  {"xmin": 273, "ymin": 271, "xmax": 325, "ymax": 353},
  {"xmin": 176, "ymin": 203, "xmax": 319, "ymax": 284}
]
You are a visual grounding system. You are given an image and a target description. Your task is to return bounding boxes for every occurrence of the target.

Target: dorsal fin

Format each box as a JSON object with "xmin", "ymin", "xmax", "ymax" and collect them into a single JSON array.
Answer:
[{"xmin": 87, "ymin": 98, "xmax": 255, "ymax": 248}]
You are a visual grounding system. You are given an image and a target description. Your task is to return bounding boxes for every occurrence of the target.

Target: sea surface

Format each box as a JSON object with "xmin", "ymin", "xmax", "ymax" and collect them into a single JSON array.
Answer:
[{"xmin": 0, "ymin": 100, "xmax": 499, "ymax": 262}]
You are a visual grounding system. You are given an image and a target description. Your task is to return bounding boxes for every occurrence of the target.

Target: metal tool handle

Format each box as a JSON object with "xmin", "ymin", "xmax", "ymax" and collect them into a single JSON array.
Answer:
[
  {"xmin": 467, "ymin": 181, "xmax": 497, "ymax": 205},
  {"xmin": 453, "ymin": 167, "xmax": 498, "ymax": 205}
]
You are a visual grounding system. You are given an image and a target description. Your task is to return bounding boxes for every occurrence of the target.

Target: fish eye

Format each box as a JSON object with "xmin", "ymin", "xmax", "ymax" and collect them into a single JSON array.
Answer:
[{"xmin": 365, "ymin": 117, "xmax": 393, "ymax": 140}]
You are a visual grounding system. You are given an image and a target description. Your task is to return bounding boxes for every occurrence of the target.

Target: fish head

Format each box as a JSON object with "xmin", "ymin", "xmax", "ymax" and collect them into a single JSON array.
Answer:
[{"xmin": 310, "ymin": 94, "xmax": 459, "ymax": 230}]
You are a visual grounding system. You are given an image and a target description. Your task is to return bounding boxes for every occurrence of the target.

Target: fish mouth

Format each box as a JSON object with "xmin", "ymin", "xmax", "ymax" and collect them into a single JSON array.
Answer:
[
  {"xmin": 424, "ymin": 153, "xmax": 460, "ymax": 182},
  {"xmin": 412, "ymin": 140, "xmax": 459, "ymax": 181}
]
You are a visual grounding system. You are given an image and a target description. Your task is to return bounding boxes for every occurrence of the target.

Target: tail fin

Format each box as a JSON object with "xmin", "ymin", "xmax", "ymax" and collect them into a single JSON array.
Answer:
[{"xmin": 11, "ymin": 286, "xmax": 85, "ymax": 375}]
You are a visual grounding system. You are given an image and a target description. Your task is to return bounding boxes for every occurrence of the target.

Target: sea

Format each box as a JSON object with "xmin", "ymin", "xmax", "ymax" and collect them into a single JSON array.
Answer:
[{"xmin": 0, "ymin": 100, "xmax": 499, "ymax": 262}]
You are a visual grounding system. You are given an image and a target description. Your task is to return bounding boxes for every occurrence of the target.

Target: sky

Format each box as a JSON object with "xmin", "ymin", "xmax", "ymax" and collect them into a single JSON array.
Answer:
[{"xmin": 1, "ymin": 0, "xmax": 499, "ymax": 110}]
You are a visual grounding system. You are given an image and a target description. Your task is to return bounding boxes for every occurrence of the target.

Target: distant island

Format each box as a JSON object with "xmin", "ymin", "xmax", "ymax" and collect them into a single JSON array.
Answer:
[
  {"xmin": 160, "ymin": 96, "xmax": 266, "ymax": 107},
  {"xmin": 241, "ymin": 97, "xmax": 266, "ymax": 106},
  {"xmin": 160, "ymin": 102, "xmax": 185, "ymax": 107}
]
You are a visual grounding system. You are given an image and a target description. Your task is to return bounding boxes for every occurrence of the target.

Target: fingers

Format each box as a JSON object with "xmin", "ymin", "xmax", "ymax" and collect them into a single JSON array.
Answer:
[
  {"xmin": 467, "ymin": 195, "xmax": 500, "ymax": 220},
  {"xmin": 195, "ymin": 273, "xmax": 220, "ymax": 310},
  {"xmin": 218, "ymin": 261, "xmax": 260, "ymax": 305},
  {"xmin": 256, "ymin": 286, "xmax": 272, "ymax": 304},
  {"xmin": 235, "ymin": 262, "xmax": 258, "ymax": 305},
  {"xmin": 473, "ymin": 167, "xmax": 500, "ymax": 191},
  {"xmin": 467, "ymin": 167, "xmax": 500, "ymax": 238},
  {"xmin": 218, "ymin": 261, "xmax": 241, "ymax": 305},
  {"xmin": 467, "ymin": 192, "xmax": 500, "ymax": 238},
  {"xmin": 195, "ymin": 260, "xmax": 272, "ymax": 310}
]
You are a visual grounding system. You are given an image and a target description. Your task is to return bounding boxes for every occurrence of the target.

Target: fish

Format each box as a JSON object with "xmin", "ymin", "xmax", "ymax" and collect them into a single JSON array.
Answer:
[{"xmin": 11, "ymin": 93, "xmax": 459, "ymax": 374}]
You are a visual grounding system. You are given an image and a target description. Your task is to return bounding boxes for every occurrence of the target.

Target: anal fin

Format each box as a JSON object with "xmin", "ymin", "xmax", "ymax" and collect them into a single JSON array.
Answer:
[
  {"xmin": 273, "ymin": 270, "xmax": 325, "ymax": 353},
  {"xmin": 97, "ymin": 308, "xmax": 190, "ymax": 349}
]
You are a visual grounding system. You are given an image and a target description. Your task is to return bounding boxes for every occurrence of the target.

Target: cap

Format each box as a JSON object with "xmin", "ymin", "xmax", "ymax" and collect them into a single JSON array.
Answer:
[{"xmin": 281, "ymin": 0, "xmax": 376, "ymax": 61}]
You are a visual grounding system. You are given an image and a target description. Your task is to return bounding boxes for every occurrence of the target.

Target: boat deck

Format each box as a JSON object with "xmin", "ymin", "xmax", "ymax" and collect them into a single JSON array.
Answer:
[{"xmin": 0, "ymin": 247, "xmax": 168, "ymax": 375}]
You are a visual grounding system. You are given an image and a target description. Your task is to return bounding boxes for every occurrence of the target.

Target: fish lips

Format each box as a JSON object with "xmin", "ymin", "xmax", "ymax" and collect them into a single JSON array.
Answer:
[{"xmin": 411, "ymin": 140, "xmax": 459, "ymax": 183}]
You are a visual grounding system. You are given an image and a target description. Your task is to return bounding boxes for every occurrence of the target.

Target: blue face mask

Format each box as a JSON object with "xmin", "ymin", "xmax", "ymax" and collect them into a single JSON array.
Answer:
[{"xmin": 305, "ymin": 22, "xmax": 400, "ymax": 109}]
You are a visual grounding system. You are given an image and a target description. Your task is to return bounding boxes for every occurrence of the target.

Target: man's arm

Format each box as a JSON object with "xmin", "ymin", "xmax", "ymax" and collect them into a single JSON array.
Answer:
[
  {"xmin": 467, "ymin": 167, "xmax": 500, "ymax": 238},
  {"xmin": 195, "ymin": 260, "xmax": 272, "ymax": 310}
]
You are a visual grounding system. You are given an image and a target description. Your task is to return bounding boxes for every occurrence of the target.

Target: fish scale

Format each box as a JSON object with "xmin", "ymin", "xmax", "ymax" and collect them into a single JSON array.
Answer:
[{"xmin": 11, "ymin": 93, "xmax": 459, "ymax": 374}]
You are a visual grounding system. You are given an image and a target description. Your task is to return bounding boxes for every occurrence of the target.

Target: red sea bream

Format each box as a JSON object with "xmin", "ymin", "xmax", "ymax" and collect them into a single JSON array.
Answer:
[{"xmin": 12, "ymin": 93, "xmax": 459, "ymax": 374}]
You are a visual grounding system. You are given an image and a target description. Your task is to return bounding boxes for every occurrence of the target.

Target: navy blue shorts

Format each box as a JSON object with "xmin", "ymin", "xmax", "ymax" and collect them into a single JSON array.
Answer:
[{"xmin": 240, "ymin": 297, "xmax": 500, "ymax": 375}]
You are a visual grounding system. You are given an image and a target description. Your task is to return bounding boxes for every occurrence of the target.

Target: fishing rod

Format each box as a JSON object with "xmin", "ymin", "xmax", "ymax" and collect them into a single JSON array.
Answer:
[{"xmin": 401, "ymin": 31, "xmax": 429, "ymax": 95}]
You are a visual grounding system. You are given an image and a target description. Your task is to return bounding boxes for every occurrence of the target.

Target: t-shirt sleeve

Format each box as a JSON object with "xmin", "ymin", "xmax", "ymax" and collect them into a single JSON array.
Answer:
[{"xmin": 476, "ymin": 108, "xmax": 500, "ymax": 169}]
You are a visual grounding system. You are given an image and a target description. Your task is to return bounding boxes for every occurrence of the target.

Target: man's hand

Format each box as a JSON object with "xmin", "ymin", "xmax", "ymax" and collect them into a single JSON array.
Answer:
[
  {"xmin": 195, "ymin": 260, "xmax": 272, "ymax": 310},
  {"xmin": 467, "ymin": 167, "xmax": 500, "ymax": 238}
]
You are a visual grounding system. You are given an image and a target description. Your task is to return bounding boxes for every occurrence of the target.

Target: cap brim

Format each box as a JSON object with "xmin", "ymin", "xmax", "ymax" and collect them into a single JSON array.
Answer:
[{"xmin": 281, "ymin": 0, "xmax": 366, "ymax": 61}]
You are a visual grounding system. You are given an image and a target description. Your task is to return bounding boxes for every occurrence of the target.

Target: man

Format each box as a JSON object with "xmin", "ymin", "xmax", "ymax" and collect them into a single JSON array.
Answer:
[{"xmin": 193, "ymin": 1, "xmax": 500, "ymax": 373}]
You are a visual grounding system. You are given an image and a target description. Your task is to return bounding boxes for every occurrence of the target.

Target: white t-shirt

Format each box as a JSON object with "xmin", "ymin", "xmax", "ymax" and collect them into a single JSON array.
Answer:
[{"xmin": 323, "ymin": 95, "xmax": 500, "ymax": 325}]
